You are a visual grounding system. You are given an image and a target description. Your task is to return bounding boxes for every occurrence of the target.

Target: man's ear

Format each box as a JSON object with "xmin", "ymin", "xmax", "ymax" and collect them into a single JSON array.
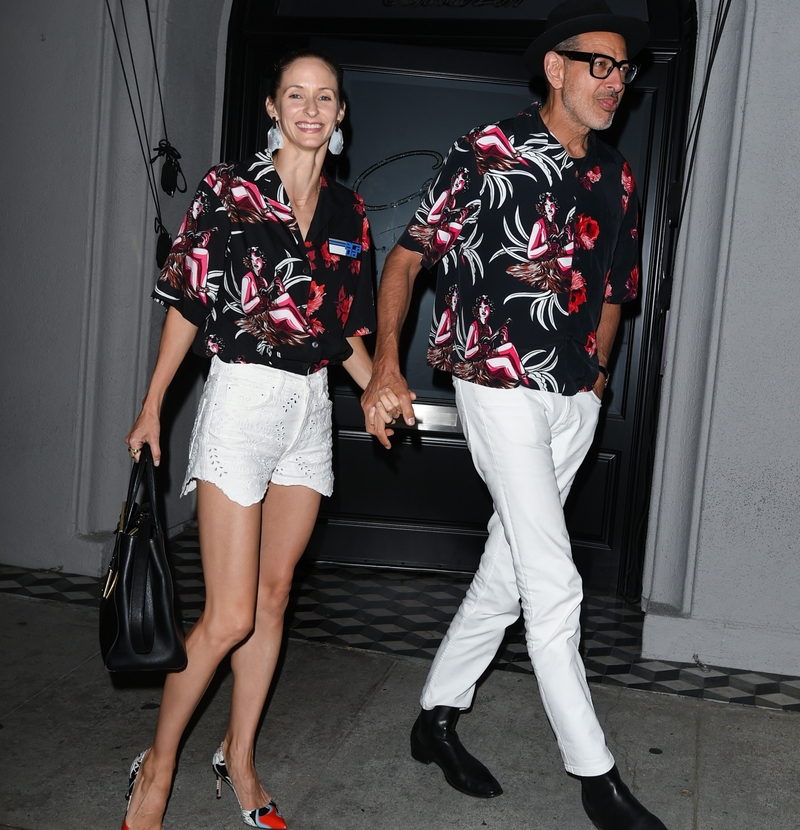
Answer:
[{"xmin": 543, "ymin": 50, "xmax": 565, "ymax": 90}]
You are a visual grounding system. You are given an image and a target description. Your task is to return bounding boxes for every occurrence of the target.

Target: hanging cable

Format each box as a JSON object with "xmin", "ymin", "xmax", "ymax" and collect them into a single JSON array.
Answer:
[
  {"xmin": 658, "ymin": 0, "xmax": 732, "ymax": 314},
  {"xmin": 103, "ymin": 0, "xmax": 175, "ymax": 266},
  {"xmin": 677, "ymin": 0, "xmax": 733, "ymax": 234},
  {"xmin": 144, "ymin": 0, "xmax": 186, "ymax": 196},
  {"xmin": 625, "ymin": 1, "xmax": 733, "ymax": 603}
]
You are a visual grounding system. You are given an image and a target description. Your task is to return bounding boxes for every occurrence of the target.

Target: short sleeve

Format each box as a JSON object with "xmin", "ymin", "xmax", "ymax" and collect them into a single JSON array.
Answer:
[
  {"xmin": 604, "ymin": 163, "xmax": 641, "ymax": 304},
  {"xmin": 344, "ymin": 212, "xmax": 376, "ymax": 337},
  {"xmin": 152, "ymin": 172, "xmax": 231, "ymax": 326},
  {"xmin": 397, "ymin": 136, "xmax": 481, "ymax": 269}
]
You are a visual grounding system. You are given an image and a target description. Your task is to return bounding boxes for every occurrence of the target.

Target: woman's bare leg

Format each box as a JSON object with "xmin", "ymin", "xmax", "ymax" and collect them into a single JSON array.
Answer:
[
  {"xmin": 124, "ymin": 481, "xmax": 263, "ymax": 830},
  {"xmin": 221, "ymin": 483, "xmax": 322, "ymax": 811}
]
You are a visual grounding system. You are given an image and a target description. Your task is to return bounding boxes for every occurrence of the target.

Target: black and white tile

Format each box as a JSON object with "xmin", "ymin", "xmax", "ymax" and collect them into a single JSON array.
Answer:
[{"xmin": 2, "ymin": 527, "xmax": 799, "ymax": 712}]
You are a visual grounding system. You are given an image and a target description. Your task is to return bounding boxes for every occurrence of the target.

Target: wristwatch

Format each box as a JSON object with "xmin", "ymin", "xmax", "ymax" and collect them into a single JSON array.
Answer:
[{"xmin": 598, "ymin": 364, "xmax": 610, "ymax": 388}]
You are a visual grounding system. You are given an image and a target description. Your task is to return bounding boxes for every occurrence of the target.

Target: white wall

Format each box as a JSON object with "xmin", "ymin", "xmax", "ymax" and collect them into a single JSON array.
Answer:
[
  {"xmin": 0, "ymin": 0, "xmax": 229, "ymax": 575},
  {"xmin": 642, "ymin": 0, "xmax": 800, "ymax": 674}
]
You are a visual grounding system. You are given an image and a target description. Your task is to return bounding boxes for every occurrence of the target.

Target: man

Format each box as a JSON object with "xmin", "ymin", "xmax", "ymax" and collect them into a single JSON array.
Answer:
[{"xmin": 361, "ymin": 2, "xmax": 668, "ymax": 828}]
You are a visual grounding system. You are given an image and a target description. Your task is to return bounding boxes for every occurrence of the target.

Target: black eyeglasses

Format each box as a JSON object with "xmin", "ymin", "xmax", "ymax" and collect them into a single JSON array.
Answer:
[{"xmin": 555, "ymin": 51, "xmax": 639, "ymax": 84}]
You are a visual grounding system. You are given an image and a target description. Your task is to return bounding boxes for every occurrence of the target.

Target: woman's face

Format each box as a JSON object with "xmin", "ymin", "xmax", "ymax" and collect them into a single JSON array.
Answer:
[
  {"xmin": 478, "ymin": 302, "xmax": 490, "ymax": 324},
  {"xmin": 544, "ymin": 198, "xmax": 556, "ymax": 222},
  {"xmin": 266, "ymin": 58, "xmax": 345, "ymax": 153},
  {"xmin": 191, "ymin": 197, "xmax": 203, "ymax": 218},
  {"xmin": 450, "ymin": 288, "xmax": 459, "ymax": 310}
]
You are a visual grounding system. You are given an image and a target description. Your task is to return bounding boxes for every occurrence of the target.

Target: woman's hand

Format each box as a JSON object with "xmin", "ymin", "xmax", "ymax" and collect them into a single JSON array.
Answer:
[
  {"xmin": 367, "ymin": 383, "xmax": 409, "ymax": 431},
  {"xmin": 125, "ymin": 407, "xmax": 161, "ymax": 465}
]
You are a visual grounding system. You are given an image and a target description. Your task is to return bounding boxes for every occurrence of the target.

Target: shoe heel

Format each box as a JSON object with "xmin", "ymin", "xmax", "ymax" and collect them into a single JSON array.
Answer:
[
  {"xmin": 410, "ymin": 731, "xmax": 430, "ymax": 765},
  {"xmin": 215, "ymin": 772, "xmax": 222, "ymax": 799}
]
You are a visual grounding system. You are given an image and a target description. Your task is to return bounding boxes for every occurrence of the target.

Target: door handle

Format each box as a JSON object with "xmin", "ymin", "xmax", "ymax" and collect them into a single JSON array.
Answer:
[{"xmin": 394, "ymin": 402, "xmax": 461, "ymax": 433}]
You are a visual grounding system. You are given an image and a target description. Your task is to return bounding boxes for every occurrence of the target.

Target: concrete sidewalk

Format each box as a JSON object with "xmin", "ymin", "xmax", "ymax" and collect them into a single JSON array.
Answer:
[{"xmin": 1, "ymin": 592, "xmax": 798, "ymax": 830}]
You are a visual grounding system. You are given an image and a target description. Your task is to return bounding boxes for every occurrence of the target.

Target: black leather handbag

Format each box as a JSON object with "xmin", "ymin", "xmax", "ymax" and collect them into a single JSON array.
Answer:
[{"xmin": 99, "ymin": 445, "xmax": 187, "ymax": 672}]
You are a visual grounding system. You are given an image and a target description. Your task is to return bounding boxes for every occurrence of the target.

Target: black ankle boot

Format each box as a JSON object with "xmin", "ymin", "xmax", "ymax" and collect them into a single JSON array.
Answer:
[
  {"xmin": 581, "ymin": 765, "xmax": 668, "ymax": 830},
  {"xmin": 410, "ymin": 706, "xmax": 503, "ymax": 798}
]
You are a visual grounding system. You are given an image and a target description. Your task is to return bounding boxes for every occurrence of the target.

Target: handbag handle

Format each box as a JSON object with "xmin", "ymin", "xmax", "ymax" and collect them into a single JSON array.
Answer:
[
  {"xmin": 140, "ymin": 444, "xmax": 163, "ymax": 537},
  {"xmin": 124, "ymin": 444, "xmax": 163, "ymax": 655},
  {"xmin": 121, "ymin": 444, "xmax": 162, "ymax": 536}
]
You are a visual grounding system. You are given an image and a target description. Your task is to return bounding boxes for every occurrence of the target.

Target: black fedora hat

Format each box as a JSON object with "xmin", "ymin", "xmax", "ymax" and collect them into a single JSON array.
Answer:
[{"xmin": 524, "ymin": 0, "xmax": 650, "ymax": 76}]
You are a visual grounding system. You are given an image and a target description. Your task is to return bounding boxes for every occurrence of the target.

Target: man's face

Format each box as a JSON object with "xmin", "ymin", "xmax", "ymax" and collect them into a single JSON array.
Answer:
[{"xmin": 560, "ymin": 32, "xmax": 628, "ymax": 132}]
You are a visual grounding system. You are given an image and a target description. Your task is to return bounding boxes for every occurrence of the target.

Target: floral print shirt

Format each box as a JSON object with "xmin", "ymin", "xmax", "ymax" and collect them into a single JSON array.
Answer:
[
  {"xmin": 398, "ymin": 105, "xmax": 640, "ymax": 395},
  {"xmin": 154, "ymin": 150, "xmax": 375, "ymax": 374}
]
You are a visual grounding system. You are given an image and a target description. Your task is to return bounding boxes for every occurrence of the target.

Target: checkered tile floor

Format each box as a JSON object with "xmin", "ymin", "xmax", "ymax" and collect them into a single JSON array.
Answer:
[{"xmin": 3, "ymin": 528, "xmax": 799, "ymax": 712}]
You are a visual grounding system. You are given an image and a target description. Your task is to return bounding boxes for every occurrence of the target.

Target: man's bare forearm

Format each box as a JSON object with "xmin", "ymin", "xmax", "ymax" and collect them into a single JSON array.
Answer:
[
  {"xmin": 595, "ymin": 301, "xmax": 621, "ymax": 368},
  {"xmin": 593, "ymin": 301, "xmax": 621, "ymax": 396},
  {"xmin": 372, "ymin": 245, "xmax": 423, "ymax": 369},
  {"xmin": 361, "ymin": 244, "xmax": 423, "ymax": 446}
]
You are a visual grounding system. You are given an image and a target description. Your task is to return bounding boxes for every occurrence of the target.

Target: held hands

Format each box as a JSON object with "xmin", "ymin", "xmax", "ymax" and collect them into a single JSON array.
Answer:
[{"xmin": 361, "ymin": 368, "xmax": 417, "ymax": 450}]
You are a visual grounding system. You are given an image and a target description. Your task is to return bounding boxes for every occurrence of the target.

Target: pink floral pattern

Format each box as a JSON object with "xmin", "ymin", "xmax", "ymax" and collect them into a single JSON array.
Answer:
[
  {"xmin": 154, "ymin": 150, "xmax": 375, "ymax": 370},
  {"xmin": 398, "ymin": 105, "xmax": 641, "ymax": 394}
]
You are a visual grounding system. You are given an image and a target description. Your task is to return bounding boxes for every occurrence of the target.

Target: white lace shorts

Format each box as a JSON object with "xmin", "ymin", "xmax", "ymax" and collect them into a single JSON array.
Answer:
[{"xmin": 181, "ymin": 357, "xmax": 334, "ymax": 506}]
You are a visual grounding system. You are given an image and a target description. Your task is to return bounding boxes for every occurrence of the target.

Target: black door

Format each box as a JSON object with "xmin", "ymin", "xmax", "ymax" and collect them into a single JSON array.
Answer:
[{"xmin": 223, "ymin": 0, "xmax": 696, "ymax": 595}]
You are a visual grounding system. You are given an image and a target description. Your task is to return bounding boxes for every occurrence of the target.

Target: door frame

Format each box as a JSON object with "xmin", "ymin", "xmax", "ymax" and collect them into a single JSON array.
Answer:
[{"xmin": 221, "ymin": 0, "xmax": 697, "ymax": 598}]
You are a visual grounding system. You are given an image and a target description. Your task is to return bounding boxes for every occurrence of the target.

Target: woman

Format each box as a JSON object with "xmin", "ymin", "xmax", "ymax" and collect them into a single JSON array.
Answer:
[
  {"xmin": 458, "ymin": 294, "xmax": 528, "ymax": 388},
  {"xmin": 427, "ymin": 284, "xmax": 459, "ymax": 371},
  {"xmin": 122, "ymin": 51, "xmax": 399, "ymax": 830},
  {"xmin": 407, "ymin": 167, "xmax": 476, "ymax": 260},
  {"xmin": 506, "ymin": 191, "xmax": 574, "ymax": 293}
]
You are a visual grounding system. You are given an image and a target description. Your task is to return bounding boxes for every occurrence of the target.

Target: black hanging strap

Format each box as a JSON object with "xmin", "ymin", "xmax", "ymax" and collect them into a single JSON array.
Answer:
[
  {"xmin": 144, "ymin": 1, "xmax": 186, "ymax": 196},
  {"xmin": 103, "ymin": 0, "xmax": 179, "ymax": 266},
  {"xmin": 150, "ymin": 139, "xmax": 187, "ymax": 197}
]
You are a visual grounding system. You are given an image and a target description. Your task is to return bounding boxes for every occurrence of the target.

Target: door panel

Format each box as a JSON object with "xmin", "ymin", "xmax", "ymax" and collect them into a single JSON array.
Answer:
[{"xmin": 224, "ymin": 1, "xmax": 696, "ymax": 594}]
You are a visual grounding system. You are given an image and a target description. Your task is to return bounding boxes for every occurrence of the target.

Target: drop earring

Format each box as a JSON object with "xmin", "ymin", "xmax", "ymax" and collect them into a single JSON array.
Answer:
[
  {"xmin": 328, "ymin": 123, "xmax": 344, "ymax": 155},
  {"xmin": 267, "ymin": 118, "xmax": 283, "ymax": 152}
]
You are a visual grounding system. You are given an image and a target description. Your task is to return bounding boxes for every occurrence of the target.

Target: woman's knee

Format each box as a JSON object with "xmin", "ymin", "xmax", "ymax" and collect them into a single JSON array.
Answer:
[
  {"xmin": 201, "ymin": 609, "xmax": 256, "ymax": 650},
  {"xmin": 256, "ymin": 577, "xmax": 293, "ymax": 621}
]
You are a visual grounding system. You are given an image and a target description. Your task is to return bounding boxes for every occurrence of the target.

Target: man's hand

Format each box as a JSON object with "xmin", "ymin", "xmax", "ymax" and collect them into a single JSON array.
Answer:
[
  {"xmin": 592, "ymin": 371, "xmax": 607, "ymax": 400},
  {"xmin": 361, "ymin": 367, "xmax": 417, "ymax": 450}
]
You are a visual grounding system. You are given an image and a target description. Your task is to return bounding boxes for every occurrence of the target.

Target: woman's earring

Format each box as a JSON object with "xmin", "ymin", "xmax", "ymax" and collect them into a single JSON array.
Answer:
[
  {"xmin": 267, "ymin": 118, "xmax": 283, "ymax": 152},
  {"xmin": 328, "ymin": 123, "xmax": 344, "ymax": 155}
]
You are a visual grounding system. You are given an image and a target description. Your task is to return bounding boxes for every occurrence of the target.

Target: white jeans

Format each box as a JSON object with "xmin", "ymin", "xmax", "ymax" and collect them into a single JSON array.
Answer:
[{"xmin": 420, "ymin": 379, "xmax": 615, "ymax": 777}]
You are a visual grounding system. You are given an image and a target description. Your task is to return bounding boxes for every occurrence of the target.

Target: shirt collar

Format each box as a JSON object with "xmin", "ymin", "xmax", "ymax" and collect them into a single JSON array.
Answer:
[
  {"xmin": 245, "ymin": 149, "xmax": 348, "ymax": 244},
  {"xmin": 523, "ymin": 103, "xmax": 598, "ymax": 165}
]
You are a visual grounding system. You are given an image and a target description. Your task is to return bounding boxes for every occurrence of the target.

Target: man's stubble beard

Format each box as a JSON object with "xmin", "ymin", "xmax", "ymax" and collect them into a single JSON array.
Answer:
[{"xmin": 562, "ymin": 81, "xmax": 616, "ymax": 132}]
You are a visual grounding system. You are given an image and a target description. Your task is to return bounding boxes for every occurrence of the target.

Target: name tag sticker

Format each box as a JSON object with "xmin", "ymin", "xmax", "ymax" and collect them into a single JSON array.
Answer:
[{"xmin": 328, "ymin": 238, "xmax": 362, "ymax": 258}]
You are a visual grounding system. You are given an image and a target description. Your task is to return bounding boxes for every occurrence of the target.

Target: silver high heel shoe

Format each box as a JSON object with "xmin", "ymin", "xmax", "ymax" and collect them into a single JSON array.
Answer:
[
  {"xmin": 212, "ymin": 744, "xmax": 287, "ymax": 830},
  {"xmin": 121, "ymin": 750, "xmax": 147, "ymax": 830}
]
